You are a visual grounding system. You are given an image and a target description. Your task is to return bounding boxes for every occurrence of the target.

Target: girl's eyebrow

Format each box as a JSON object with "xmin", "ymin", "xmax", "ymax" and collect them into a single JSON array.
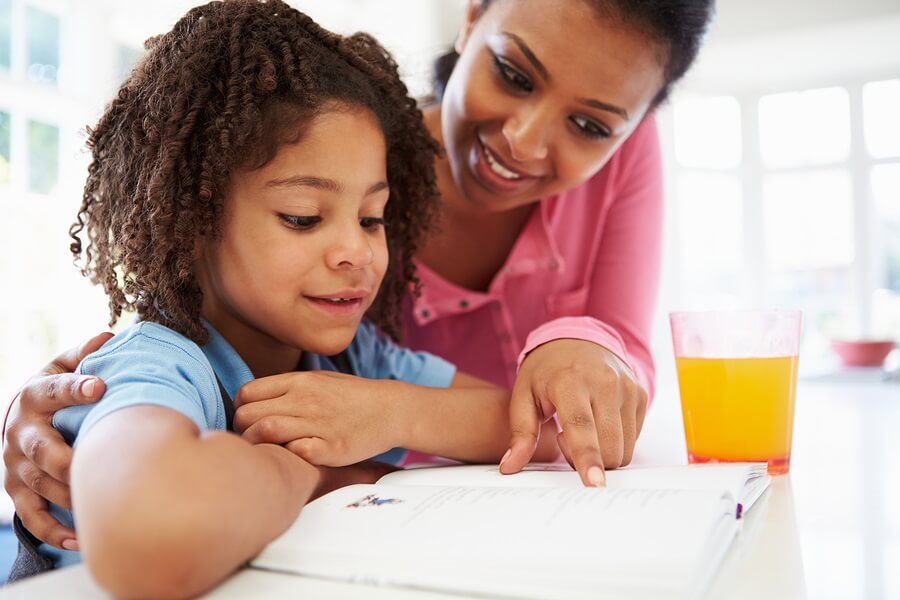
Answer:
[
  {"xmin": 266, "ymin": 175, "xmax": 389, "ymax": 196},
  {"xmin": 499, "ymin": 32, "xmax": 629, "ymax": 121},
  {"xmin": 266, "ymin": 175, "xmax": 342, "ymax": 193}
]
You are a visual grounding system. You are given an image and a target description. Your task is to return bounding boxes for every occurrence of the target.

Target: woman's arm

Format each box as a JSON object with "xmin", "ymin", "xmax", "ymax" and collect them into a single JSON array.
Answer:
[
  {"xmin": 72, "ymin": 405, "xmax": 320, "ymax": 600},
  {"xmin": 502, "ymin": 116, "xmax": 663, "ymax": 483},
  {"xmin": 234, "ymin": 370, "xmax": 560, "ymax": 467}
]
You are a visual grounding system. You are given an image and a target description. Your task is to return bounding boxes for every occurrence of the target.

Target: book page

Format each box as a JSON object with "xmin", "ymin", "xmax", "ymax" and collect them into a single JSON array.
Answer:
[
  {"xmin": 253, "ymin": 483, "xmax": 738, "ymax": 600},
  {"xmin": 379, "ymin": 462, "xmax": 770, "ymax": 513}
]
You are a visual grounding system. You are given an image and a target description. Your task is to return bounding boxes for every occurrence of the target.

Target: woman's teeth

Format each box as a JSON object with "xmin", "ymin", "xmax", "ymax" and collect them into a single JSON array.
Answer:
[{"xmin": 483, "ymin": 145, "xmax": 522, "ymax": 180}]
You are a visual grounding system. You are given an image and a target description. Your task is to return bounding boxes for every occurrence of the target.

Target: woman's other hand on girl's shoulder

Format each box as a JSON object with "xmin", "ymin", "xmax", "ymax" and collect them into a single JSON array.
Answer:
[{"xmin": 3, "ymin": 332, "xmax": 112, "ymax": 549}]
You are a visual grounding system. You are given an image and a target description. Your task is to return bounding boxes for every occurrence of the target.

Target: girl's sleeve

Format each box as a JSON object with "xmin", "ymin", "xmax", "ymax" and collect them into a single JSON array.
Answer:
[
  {"xmin": 52, "ymin": 324, "xmax": 222, "ymax": 445},
  {"xmin": 517, "ymin": 116, "xmax": 663, "ymax": 402}
]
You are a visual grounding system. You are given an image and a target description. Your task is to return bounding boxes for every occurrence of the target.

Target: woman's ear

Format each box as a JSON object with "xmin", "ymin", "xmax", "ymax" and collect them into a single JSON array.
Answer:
[{"xmin": 454, "ymin": 0, "xmax": 486, "ymax": 54}]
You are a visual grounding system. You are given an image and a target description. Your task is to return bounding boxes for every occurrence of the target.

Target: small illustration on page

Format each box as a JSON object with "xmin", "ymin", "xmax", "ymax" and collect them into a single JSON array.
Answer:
[{"xmin": 345, "ymin": 494, "xmax": 403, "ymax": 508}]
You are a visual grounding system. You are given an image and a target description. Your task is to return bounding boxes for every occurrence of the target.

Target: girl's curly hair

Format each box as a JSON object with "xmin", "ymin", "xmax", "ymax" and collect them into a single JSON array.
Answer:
[{"xmin": 70, "ymin": 0, "xmax": 440, "ymax": 345}]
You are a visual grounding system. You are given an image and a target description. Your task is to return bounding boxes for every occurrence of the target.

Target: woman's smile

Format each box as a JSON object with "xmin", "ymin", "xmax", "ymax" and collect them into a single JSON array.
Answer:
[{"xmin": 469, "ymin": 133, "xmax": 542, "ymax": 195}]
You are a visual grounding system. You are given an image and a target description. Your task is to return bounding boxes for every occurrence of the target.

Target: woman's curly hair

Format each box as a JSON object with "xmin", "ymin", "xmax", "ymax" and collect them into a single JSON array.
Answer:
[{"xmin": 70, "ymin": 0, "xmax": 440, "ymax": 345}]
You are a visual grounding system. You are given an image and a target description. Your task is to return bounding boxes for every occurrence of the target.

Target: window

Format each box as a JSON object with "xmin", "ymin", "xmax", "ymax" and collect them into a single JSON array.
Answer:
[
  {"xmin": 26, "ymin": 5, "xmax": 59, "ymax": 85},
  {"xmin": 671, "ymin": 94, "xmax": 744, "ymax": 309},
  {"xmin": 673, "ymin": 95, "xmax": 742, "ymax": 169},
  {"xmin": 763, "ymin": 170, "xmax": 854, "ymax": 357},
  {"xmin": 0, "ymin": 0, "xmax": 11, "ymax": 70},
  {"xmin": 0, "ymin": 111, "xmax": 9, "ymax": 186},
  {"xmin": 677, "ymin": 172, "xmax": 743, "ymax": 308},
  {"xmin": 867, "ymin": 79, "xmax": 900, "ymax": 340},
  {"xmin": 115, "ymin": 43, "xmax": 142, "ymax": 84},
  {"xmin": 871, "ymin": 164, "xmax": 900, "ymax": 338},
  {"xmin": 758, "ymin": 87, "xmax": 850, "ymax": 168},
  {"xmin": 873, "ymin": 164, "xmax": 900, "ymax": 292},
  {"xmin": 27, "ymin": 119, "xmax": 58, "ymax": 194},
  {"xmin": 763, "ymin": 170, "xmax": 854, "ymax": 273},
  {"xmin": 669, "ymin": 77, "xmax": 900, "ymax": 371},
  {"xmin": 863, "ymin": 80, "xmax": 900, "ymax": 159}
]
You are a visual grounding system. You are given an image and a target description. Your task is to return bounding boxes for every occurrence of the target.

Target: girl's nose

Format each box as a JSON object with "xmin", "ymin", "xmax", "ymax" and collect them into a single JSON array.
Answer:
[
  {"xmin": 326, "ymin": 225, "xmax": 375, "ymax": 270},
  {"xmin": 502, "ymin": 105, "xmax": 550, "ymax": 162}
]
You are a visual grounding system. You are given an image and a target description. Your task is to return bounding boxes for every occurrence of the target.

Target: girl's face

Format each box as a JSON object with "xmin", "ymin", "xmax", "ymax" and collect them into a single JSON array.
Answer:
[
  {"xmin": 197, "ymin": 106, "xmax": 390, "ymax": 359},
  {"xmin": 441, "ymin": 0, "xmax": 665, "ymax": 212}
]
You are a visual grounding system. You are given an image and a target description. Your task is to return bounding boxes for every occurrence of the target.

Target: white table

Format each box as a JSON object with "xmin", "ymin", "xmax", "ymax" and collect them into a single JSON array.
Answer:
[{"xmin": 2, "ymin": 378, "xmax": 897, "ymax": 600}]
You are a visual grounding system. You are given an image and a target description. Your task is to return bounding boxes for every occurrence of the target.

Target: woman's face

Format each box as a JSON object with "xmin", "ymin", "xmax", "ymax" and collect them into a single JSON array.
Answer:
[{"xmin": 441, "ymin": 0, "xmax": 665, "ymax": 212}]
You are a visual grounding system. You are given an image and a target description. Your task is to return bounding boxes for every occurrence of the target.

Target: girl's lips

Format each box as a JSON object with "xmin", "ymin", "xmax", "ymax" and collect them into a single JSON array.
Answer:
[
  {"xmin": 468, "ymin": 136, "xmax": 539, "ymax": 196},
  {"xmin": 305, "ymin": 296, "xmax": 367, "ymax": 317}
]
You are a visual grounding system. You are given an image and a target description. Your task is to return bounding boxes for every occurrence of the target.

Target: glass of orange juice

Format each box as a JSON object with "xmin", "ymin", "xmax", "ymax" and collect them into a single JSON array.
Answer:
[{"xmin": 670, "ymin": 310, "xmax": 802, "ymax": 475}]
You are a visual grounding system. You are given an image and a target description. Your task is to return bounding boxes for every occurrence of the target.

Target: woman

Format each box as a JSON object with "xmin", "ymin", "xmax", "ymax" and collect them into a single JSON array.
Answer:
[{"xmin": 4, "ymin": 0, "xmax": 714, "ymax": 550}]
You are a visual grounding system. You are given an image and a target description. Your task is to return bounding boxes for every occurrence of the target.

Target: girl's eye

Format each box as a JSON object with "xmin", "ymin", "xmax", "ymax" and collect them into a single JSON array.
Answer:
[
  {"xmin": 492, "ymin": 55, "xmax": 533, "ymax": 93},
  {"xmin": 359, "ymin": 217, "xmax": 386, "ymax": 231},
  {"xmin": 569, "ymin": 115, "xmax": 611, "ymax": 140},
  {"xmin": 279, "ymin": 214, "xmax": 320, "ymax": 230}
]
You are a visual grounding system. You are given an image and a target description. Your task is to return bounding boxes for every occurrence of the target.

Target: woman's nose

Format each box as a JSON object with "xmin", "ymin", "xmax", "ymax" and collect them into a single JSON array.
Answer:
[{"xmin": 502, "ymin": 105, "xmax": 550, "ymax": 162}]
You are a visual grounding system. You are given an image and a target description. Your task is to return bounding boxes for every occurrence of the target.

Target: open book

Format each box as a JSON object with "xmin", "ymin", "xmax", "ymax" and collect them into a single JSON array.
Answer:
[{"xmin": 251, "ymin": 463, "xmax": 770, "ymax": 600}]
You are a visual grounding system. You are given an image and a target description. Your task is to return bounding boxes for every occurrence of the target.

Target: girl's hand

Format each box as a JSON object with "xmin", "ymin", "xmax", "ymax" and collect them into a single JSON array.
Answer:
[
  {"xmin": 3, "ymin": 332, "xmax": 112, "ymax": 549},
  {"xmin": 499, "ymin": 339, "xmax": 648, "ymax": 487},
  {"xmin": 234, "ymin": 371, "xmax": 403, "ymax": 467}
]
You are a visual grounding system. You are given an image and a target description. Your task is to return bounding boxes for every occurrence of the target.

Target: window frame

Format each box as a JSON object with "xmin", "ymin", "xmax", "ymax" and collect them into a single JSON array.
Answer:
[{"xmin": 661, "ymin": 74, "xmax": 900, "ymax": 370}]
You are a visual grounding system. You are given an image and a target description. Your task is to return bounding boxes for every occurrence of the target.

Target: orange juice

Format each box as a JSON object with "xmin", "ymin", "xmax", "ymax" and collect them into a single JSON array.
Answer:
[{"xmin": 675, "ymin": 355, "xmax": 799, "ymax": 474}]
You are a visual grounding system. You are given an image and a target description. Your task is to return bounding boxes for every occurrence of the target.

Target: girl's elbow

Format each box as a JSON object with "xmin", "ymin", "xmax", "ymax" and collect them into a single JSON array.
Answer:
[
  {"xmin": 86, "ymin": 541, "xmax": 221, "ymax": 600},
  {"xmin": 81, "ymin": 511, "xmax": 225, "ymax": 599}
]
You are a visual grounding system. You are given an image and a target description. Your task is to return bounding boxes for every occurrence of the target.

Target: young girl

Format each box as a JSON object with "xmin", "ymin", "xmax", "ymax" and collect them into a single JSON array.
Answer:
[{"xmin": 6, "ymin": 1, "xmax": 555, "ymax": 596}]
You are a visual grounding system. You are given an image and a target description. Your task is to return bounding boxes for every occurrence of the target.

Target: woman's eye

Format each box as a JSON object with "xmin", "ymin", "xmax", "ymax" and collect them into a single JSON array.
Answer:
[
  {"xmin": 359, "ymin": 217, "xmax": 386, "ymax": 231},
  {"xmin": 569, "ymin": 115, "xmax": 611, "ymax": 140},
  {"xmin": 279, "ymin": 214, "xmax": 320, "ymax": 230},
  {"xmin": 492, "ymin": 55, "xmax": 532, "ymax": 93}
]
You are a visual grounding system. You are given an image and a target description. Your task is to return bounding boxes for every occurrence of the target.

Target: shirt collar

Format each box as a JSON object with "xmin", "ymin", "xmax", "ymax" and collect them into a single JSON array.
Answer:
[
  {"xmin": 200, "ymin": 321, "xmax": 255, "ymax": 401},
  {"xmin": 200, "ymin": 321, "xmax": 346, "ymax": 398}
]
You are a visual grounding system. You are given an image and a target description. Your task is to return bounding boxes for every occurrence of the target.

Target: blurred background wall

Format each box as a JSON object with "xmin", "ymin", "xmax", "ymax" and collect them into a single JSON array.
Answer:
[{"xmin": 1, "ymin": 0, "xmax": 899, "ymax": 400}]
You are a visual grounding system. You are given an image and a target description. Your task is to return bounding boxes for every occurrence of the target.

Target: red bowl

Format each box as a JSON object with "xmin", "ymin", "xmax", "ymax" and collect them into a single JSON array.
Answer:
[{"xmin": 830, "ymin": 339, "xmax": 895, "ymax": 367}]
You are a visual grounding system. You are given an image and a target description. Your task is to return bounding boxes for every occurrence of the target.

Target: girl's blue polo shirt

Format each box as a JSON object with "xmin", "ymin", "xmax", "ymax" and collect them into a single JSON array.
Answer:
[{"xmin": 43, "ymin": 319, "xmax": 456, "ymax": 568}]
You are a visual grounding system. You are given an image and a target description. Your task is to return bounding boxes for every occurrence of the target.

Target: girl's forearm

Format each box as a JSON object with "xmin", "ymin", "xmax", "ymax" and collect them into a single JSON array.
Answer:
[{"xmin": 72, "ymin": 407, "xmax": 319, "ymax": 600}]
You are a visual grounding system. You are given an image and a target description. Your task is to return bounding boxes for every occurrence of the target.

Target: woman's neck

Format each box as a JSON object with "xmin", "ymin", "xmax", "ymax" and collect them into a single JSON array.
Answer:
[{"xmin": 419, "ymin": 105, "xmax": 536, "ymax": 292}]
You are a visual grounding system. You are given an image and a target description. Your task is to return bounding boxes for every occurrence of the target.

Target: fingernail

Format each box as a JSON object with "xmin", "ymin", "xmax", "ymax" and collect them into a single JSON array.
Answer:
[
  {"xmin": 587, "ymin": 466, "xmax": 606, "ymax": 488},
  {"xmin": 499, "ymin": 448, "xmax": 511, "ymax": 468},
  {"xmin": 62, "ymin": 538, "xmax": 79, "ymax": 551},
  {"xmin": 81, "ymin": 378, "xmax": 97, "ymax": 397}
]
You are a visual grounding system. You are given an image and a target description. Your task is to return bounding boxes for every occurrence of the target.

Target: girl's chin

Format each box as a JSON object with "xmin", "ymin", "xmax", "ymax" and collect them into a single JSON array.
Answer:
[{"xmin": 299, "ymin": 331, "xmax": 359, "ymax": 357}]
